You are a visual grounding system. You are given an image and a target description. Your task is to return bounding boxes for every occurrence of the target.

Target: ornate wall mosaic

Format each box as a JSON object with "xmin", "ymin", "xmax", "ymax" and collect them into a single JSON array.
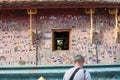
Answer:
[{"xmin": 0, "ymin": 9, "xmax": 120, "ymax": 66}]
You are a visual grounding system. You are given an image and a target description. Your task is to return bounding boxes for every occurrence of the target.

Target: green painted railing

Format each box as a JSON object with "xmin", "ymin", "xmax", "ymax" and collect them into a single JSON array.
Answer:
[{"xmin": 0, "ymin": 64, "xmax": 120, "ymax": 80}]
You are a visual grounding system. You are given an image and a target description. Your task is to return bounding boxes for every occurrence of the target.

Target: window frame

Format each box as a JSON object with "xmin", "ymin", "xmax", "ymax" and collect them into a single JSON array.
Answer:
[{"xmin": 52, "ymin": 29, "xmax": 71, "ymax": 51}]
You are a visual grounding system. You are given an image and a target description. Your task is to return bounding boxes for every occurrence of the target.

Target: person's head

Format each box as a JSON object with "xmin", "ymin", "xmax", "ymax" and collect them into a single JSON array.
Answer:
[{"xmin": 74, "ymin": 54, "xmax": 85, "ymax": 67}]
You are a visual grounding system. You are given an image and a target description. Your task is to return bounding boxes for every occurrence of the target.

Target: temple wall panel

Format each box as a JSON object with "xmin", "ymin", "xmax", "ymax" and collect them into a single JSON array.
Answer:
[
  {"xmin": 0, "ymin": 9, "xmax": 120, "ymax": 66},
  {"xmin": 0, "ymin": 10, "xmax": 36, "ymax": 66}
]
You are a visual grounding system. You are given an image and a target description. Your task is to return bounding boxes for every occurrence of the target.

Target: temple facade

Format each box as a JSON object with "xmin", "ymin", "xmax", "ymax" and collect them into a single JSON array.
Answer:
[{"xmin": 0, "ymin": 0, "xmax": 120, "ymax": 66}]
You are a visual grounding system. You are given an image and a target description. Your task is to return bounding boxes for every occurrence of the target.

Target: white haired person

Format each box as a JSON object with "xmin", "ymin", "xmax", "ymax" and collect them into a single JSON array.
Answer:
[{"xmin": 63, "ymin": 54, "xmax": 91, "ymax": 80}]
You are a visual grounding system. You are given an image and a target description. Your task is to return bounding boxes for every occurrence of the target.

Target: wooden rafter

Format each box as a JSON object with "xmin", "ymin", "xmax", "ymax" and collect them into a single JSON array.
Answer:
[
  {"xmin": 0, "ymin": 0, "xmax": 119, "ymax": 9},
  {"xmin": 0, "ymin": 4, "xmax": 119, "ymax": 10}
]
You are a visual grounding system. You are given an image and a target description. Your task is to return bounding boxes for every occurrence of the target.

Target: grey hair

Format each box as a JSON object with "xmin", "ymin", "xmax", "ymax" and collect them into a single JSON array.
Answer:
[{"xmin": 74, "ymin": 55, "xmax": 85, "ymax": 63}]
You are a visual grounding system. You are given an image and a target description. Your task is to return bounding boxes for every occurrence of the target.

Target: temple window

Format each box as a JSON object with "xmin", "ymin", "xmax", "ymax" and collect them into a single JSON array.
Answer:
[{"xmin": 52, "ymin": 29, "xmax": 70, "ymax": 51}]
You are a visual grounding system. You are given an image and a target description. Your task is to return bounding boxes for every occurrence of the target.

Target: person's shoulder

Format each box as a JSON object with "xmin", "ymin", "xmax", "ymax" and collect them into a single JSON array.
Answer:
[
  {"xmin": 65, "ymin": 67, "xmax": 75, "ymax": 73},
  {"xmin": 67, "ymin": 67, "xmax": 74, "ymax": 71},
  {"xmin": 84, "ymin": 70, "xmax": 90, "ymax": 74},
  {"xmin": 82, "ymin": 69, "xmax": 89, "ymax": 73},
  {"xmin": 84, "ymin": 69, "xmax": 91, "ymax": 80}
]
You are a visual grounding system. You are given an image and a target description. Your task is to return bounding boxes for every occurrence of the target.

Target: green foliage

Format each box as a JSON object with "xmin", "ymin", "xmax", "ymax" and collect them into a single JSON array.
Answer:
[
  {"xmin": 0, "ymin": 56, "xmax": 6, "ymax": 61},
  {"xmin": 19, "ymin": 60, "xmax": 26, "ymax": 65}
]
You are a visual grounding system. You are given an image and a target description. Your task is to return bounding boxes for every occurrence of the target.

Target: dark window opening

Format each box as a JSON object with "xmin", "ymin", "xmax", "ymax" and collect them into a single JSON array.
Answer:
[{"xmin": 53, "ymin": 31, "xmax": 70, "ymax": 51}]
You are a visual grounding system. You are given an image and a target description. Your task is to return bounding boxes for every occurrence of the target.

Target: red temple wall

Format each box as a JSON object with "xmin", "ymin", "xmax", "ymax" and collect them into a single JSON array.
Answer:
[{"xmin": 0, "ymin": 9, "xmax": 119, "ymax": 66}]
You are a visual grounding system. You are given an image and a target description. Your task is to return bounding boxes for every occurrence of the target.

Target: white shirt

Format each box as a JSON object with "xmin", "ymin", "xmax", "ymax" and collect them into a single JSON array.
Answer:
[{"xmin": 63, "ymin": 66, "xmax": 91, "ymax": 80}]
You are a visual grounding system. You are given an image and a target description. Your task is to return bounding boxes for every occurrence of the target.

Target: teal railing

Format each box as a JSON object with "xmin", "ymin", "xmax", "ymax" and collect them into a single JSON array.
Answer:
[{"xmin": 0, "ymin": 64, "xmax": 120, "ymax": 80}]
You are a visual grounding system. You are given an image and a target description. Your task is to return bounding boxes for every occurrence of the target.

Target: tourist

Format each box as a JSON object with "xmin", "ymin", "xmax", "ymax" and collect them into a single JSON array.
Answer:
[{"xmin": 63, "ymin": 54, "xmax": 91, "ymax": 80}]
